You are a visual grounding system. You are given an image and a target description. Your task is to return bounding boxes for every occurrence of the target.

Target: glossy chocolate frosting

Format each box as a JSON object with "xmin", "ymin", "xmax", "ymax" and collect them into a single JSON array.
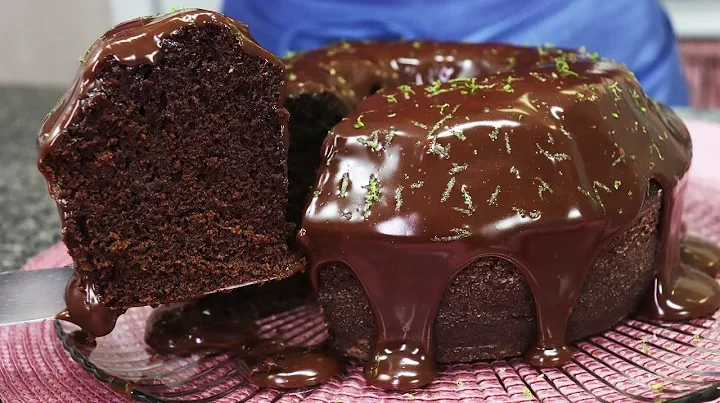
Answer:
[
  {"xmin": 55, "ymin": 272, "xmax": 124, "ymax": 337},
  {"xmin": 296, "ymin": 42, "xmax": 720, "ymax": 390},
  {"xmin": 37, "ymin": 9, "xmax": 283, "ymax": 337},
  {"xmin": 143, "ymin": 237, "xmax": 719, "ymax": 391},
  {"xmin": 285, "ymin": 41, "xmax": 549, "ymax": 108}
]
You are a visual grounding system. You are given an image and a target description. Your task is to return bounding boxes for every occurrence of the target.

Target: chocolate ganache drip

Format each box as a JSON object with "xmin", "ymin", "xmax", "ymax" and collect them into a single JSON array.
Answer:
[
  {"xmin": 37, "ymin": 9, "xmax": 284, "ymax": 337},
  {"xmin": 297, "ymin": 44, "xmax": 720, "ymax": 390},
  {"xmin": 55, "ymin": 271, "xmax": 124, "ymax": 338}
]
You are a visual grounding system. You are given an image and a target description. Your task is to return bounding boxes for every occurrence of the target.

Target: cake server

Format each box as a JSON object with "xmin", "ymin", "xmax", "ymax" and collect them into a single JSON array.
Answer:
[
  {"xmin": 0, "ymin": 266, "xmax": 264, "ymax": 327},
  {"xmin": 0, "ymin": 266, "xmax": 73, "ymax": 326}
]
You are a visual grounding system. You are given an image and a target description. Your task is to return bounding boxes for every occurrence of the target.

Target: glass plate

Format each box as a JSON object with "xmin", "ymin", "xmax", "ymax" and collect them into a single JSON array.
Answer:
[
  {"xmin": 55, "ymin": 180, "xmax": 720, "ymax": 403},
  {"xmin": 56, "ymin": 302, "xmax": 720, "ymax": 403}
]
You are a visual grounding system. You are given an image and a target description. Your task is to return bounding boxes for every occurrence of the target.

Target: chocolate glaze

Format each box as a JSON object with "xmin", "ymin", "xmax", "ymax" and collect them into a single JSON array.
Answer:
[
  {"xmin": 246, "ymin": 343, "xmax": 339, "ymax": 389},
  {"xmin": 140, "ymin": 240, "xmax": 718, "ymax": 391},
  {"xmin": 144, "ymin": 277, "xmax": 338, "ymax": 389},
  {"xmin": 56, "ymin": 272, "xmax": 124, "ymax": 337},
  {"xmin": 295, "ymin": 42, "xmax": 720, "ymax": 389},
  {"xmin": 286, "ymin": 41, "xmax": 539, "ymax": 108},
  {"xmin": 37, "ymin": 9, "xmax": 284, "ymax": 338}
]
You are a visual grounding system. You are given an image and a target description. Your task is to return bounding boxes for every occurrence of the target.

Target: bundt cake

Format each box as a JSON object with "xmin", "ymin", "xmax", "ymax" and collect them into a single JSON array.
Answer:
[
  {"xmin": 38, "ymin": 10, "xmax": 304, "ymax": 336},
  {"xmin": 294, "ymin": 41, "xmax": 720, "ymax": 389}
]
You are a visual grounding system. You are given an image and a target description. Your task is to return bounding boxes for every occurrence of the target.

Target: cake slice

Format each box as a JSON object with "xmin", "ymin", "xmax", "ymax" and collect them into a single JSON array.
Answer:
[{"xmin": 38, "ymin": 9, "xmax": 304, "ymax": 335}]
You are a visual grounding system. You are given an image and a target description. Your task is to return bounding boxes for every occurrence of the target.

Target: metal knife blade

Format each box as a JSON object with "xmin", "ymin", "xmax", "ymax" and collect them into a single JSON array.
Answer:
[{"xmin": 0, "ymin": 266, "xmax": 73, "ymax": 326}]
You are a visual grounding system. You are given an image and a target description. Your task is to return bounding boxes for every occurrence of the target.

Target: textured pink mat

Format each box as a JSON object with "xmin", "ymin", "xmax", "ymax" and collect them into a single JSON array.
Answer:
[{"xmin": 1, "ymin": 120, "xmax": 719, "ymax": 403}]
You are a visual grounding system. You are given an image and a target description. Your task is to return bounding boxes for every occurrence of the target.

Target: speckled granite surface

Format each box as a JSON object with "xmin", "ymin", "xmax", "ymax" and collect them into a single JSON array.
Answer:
[
  {"xmin": 0, "ymin": 85, "xmax": 718, "ymax": 273},
  {"xmin": 0, "ymin": 86, "xmax": 63, "ymax": 272}
]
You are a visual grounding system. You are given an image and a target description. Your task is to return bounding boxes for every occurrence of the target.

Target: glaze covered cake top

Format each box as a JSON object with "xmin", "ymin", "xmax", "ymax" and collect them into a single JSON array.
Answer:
[{"xmin": 300, "ymin": 53, "xmax": 690, "ymax": 240}]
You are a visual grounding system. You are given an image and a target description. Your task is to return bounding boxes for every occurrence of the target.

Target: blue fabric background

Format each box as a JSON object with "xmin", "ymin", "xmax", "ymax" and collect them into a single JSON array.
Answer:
[{"xmin": 224, "ymin": 0, "xmax": 689, "ymax": 106}]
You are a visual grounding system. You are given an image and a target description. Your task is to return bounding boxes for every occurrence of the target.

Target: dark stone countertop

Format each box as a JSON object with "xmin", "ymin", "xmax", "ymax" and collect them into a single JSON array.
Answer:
[
  {"xmin": 0, "ymin": 85, "xmax": 718, "ymax": 273},
  {"xmin": 0, "ymin": 86, "xmax": 63, "ymax": 272}
]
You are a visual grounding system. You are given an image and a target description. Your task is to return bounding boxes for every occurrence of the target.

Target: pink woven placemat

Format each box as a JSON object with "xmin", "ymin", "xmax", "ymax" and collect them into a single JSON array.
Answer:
[{"xmin": 1, "ymin": 120, "xmax": 719, "ymax": 403}]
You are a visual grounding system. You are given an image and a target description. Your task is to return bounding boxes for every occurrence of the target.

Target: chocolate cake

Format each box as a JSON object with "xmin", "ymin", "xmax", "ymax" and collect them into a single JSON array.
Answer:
[
  {"xmin": 40, "ymin": 13, "xmax": 720, "ymax": 391},
  {"xmin": 294, "ymin": 42, "xmax": 720, "ymax": 389},
  {"xmin": 37, "ymin": 10, "xmax": 304, "ymax": 336}
]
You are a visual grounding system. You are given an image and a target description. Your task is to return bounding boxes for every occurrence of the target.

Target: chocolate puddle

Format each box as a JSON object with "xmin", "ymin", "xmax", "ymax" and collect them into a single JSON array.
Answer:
[{"xmin": 143, "ymin": 276, "xmax": 339, "ymax": 389}]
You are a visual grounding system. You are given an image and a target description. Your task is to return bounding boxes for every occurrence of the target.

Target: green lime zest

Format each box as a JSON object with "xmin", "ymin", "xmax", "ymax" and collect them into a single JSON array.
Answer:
[
  {"xmin": 362, "ymin": 175, "xmax": 381, "ymax": 218},
  {"xmin": 354, "ymin": 114, "xmax": 365, "ymax": 129},
  {"xmin": 398, "ymin": 85, "xmax": 415, "ymax": 99}
]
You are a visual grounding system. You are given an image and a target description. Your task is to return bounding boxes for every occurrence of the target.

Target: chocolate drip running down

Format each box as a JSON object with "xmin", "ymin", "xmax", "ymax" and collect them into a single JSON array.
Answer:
[
  {"xmin": 37, "ymin": 9, "xmax": 286, "ymax": 337},
  {"xmin": 141, "ymin": 236, "xmax": 720, "ymax": 391},
  {"xmin": 56, "ymin": 272, "xmax": 124, "ymax": 338},
  {"xmin": 296, "ymin": 43, "xmax": 720, "ymax": 390}
]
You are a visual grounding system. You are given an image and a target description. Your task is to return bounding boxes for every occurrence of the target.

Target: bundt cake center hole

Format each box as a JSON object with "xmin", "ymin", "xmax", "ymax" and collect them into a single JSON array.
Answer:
[{"xmin": 368, "ymin": 82, "xmax": 384, "ymax": 96}]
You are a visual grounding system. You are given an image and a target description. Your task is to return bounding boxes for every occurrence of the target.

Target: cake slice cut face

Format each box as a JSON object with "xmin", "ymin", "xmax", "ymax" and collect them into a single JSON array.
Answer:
[{"xmin": 38, "ymin": 9, "xmax": 304, "ymax": 336}]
